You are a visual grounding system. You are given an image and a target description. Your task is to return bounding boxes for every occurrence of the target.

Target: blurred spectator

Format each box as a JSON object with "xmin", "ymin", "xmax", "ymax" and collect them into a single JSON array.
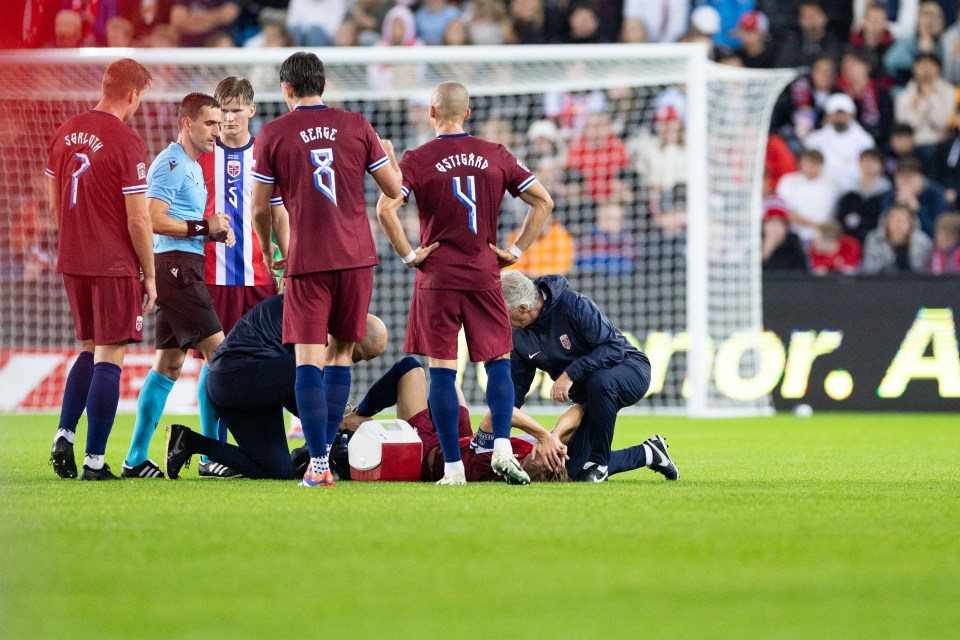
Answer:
[
  {"xmin": 880, "ymin": 155, "xmax": 948, "ymax": 237},
  {"xmin": 837, "ymin": 49, "xmax": 894, "ymax": 147},
  {"xmin": 886, "ymin": 122, "xmax": 919, "ymax": 173},
  {"xmin": 368, "ymin": 6, "xmax": 424, "ymax": 90},
  {"xmin": 618, "ymin": 17, "xmax": 648, "ymax": 43},
  {"xmin": 645, "ymin": 183, "xmax": 688, "ymax": 272},
  {"xmin": 765, "ymin": 133, "xmax": 798, "ymax": 194},
  {"xmin": 52, "ymin": 9, "xmax": 92, "ymax": 47},
  {"xmin": 886, "ymin": 0, "xmax": 920, "ymax": 40},
  {"xmin": 333, "ymin": 18, "xmax": 360, "ymax": 46},
  {"xmin": 170, "ymin": 0, "xmax": 240, "ymax": 48},
  {"xmin": 350, "ymin": 0, "xmax": 392, "ymax": 46},
  {"xmin": 564, "ymin": 2, "xmax": 604, "ymax": 44},
  {"xmin": 244, "ymin": 9, "xmax": 294, "ymax": 47},
  {"xmin": 575, "ymin": 201, "xmax": 637, "ymax": 275},
  {"xmin": 62, "ymin": 0, "xmax": 122, "ymax": 46},
  {"xmin": 931, "ymin": 121, "xmax": 960, "ymax": 204},
  {"xmin": 630, "ymin": 103, "xmax": 686, "ymax": 196},
  {"xmin": 122, "ymin": 0, "xmax": 174, "ymax": 43},
  {"xmin": 148, "ymin": 22, "xmax": 180, "ymax": 46},
  {"xmin": 776, "ymin": 148, "xmax": 842, "ymax": 244},
  {"xmin": 761, "ymin": 196, "xmax": 808, "ymax": 271},
  {"xmin": 22, "ymin": 0, "xmax": 57, "ymax": 48},
  {"xmin": 416, "ymin": 0, "xmax": 460, "ymax": 46},
  {"xmin": 622, "ymin": 0, "xmax": 690, "ymax": 44},
  {"xmin": 808, "ymin": 219, "xmax": 862, "ymax": 274},
  {"xmin": 849, "ymin": 3, "xmax": 895, "ymax": 84},
  {"xmin": 862, "ymin": 203, "xmax": 934, "ymax": 273},
  {"xmin": 480, "ymin": 117, "xmax": 518, "ymax": 149},
  {"xmin": 733, "ymin": 10, "xmax": 777, "ymax": 68},
  {"xmin": 805, "ymin": 93, "xmax": 876, "ymax": 192},
  {"xmin": 286, "ymin": 0, "xmax": 347, "ymax": 47},
  {"xmin": 544, "ymin": 79, "xmax": 606, "ymax": 140},
  {"xmin": 941, "ymin": 6, "xmax": 960, "ymax": 83},
  {"xmin": 505, "ymin": 214, "xmax": 574, "ymax": 276},
  {"xmin": 835, "ymin": 148, "xmax": 892, "ymax": 244},
  {"xmin": 884, "ymin": 1, "xmax": 945, "ymax": 85},
  {"xmin": 682, "ymin": 5, "xmax": 722, "ymax": 59},
  {"xmin": 692, "ymin": 1, "xmax": 755, "ymax": 51},
  {"xmin": 777, "ymin": 1, "xmax": 843, "ymax": 69},
  {"xmin": 756, "ymin": 0, "xmax": 799, "ymax": 42},
  {"xmin": 927, "ymin": 211, "xmax": 960, "ymax": 272},
  {"xmin": 566, "ymin": 112, "xmax": 630, "ymax": 202},
  {"xmin": 773, "ymin": 55, "xmax": 837, "ymax": 151},
  {"xmin": 105, "ymin": 15, "xmax": 134, "ymax": 47},
  {"xmin": 506, "ymin": 0, "xmax": 565, "ymax": 45},
  {"xmin": 819, "ymin": 0, "xmax": 855, "ymax": 42},
  {"xmin": 894, "ymin": 53, "xmax": 956, "ymax": 158},
  {"xmin": 441, "ymin": 19, "xmax": 471, "ymax": 45},
  {"xmin": 205, "ymin": 30, "xmax": 235, "ymax": 46},
  {"xmin": 525, "ymin": 119, "xmax": 565, "ymax": 170},
  {"xmin": 462, "ymin": 0, "xmax": 509, "ymax": 45}
]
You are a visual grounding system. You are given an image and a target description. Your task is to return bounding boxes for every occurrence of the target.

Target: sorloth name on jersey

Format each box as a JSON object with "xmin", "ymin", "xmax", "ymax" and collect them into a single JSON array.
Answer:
[
  {"xmin": 63, "ymin": 131, "xmax": 104, "ymax": 153},
  {"xmin": 298, "ymin": 127, "xmax": 338, "ymax": 143},
  {"xmin": 435, "ymin": 153, "xmax": 489, "ymax": 172}
]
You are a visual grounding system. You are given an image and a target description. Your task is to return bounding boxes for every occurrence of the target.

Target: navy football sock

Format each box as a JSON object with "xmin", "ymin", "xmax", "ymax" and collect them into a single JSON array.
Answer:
[
  {"xmin": 323, "ymin": 365, "xmax": 351, "ymax": 445},
  {"xmin": 295, "ymin": 365, "xmax": 327, "ymax": 459},
  {"xmin": 429, "ymin": 367, "xmax": 462, "ymax": 464},
  {"xmin": 84, "ymin": 362, "xmax": 122, "ymax": 457},
  {"xmin": 484, "ymin": 359, "xmax": 515, "ymax": 441},
  {"xmin": 356, "ymin": 356, "xmax": 421, "ymax": 416},
  {"xmin": 57, "ymin": 351, "xmax": 93, "ymax": 435}
]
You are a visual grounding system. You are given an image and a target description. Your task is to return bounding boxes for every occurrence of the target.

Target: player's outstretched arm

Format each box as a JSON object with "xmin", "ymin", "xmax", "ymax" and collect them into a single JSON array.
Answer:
[
  {"xmin": 125, "ymin": 192, "xmax": 156, "ymax": 314},
  {"xmin": 270, "ymin": 201, "xmax": 290, "ymax": 261},
  {"xmin": 477, "ymin": 407, "xmax": 568, "ymax": 471},
  {"xmin": 251, "ymin": 180, "xmax": 277, "ymax": 275},
  {"xmin": 489, "ymin": 181, "xmax": 554, "ymax": 269},
  {"xmin": 376, "ymin": 193, "xmax": 438, "ymax": 268}
]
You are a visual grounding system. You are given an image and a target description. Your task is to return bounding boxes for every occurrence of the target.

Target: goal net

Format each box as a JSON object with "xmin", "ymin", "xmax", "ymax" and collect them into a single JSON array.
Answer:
[{"xmin": 0, "ymin": 45, "xmax": 792, "ymax": 416}]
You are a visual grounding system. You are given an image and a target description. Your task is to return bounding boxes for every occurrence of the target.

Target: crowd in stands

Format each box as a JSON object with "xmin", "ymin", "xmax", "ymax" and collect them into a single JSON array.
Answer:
[{"xmin": 10, "ymin": 1, "xmax": 960, "ymax": 278}]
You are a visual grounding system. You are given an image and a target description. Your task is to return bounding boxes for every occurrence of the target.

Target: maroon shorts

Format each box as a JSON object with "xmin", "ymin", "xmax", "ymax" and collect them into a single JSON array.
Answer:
[
  {"xmin": 404, "ymin": 287, "xmax": 512, "ymax": 362},
  {"xmin": 208, "ymin": 282, "xmax": 278, "ymax": 337},
  {"xmin": 282, "ymin": 267, "xmax": 373, "ymax": 345},
  {"xmin": 62, "ymin": 274, "xmax": 144, "ymax": 345},
  {"xmin": 407, "ymin": 406, "xmax": 473, "ymax": 481}
]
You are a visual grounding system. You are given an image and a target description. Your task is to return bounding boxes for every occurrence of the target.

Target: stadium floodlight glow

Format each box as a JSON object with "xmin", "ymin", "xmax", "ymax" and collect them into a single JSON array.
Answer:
[{"xmin": 0, "ymin": 45, "xmax": 792, "ymax": 417}]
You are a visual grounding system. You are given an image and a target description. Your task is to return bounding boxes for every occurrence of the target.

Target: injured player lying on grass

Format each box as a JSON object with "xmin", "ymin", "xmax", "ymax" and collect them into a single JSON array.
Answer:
[{"xmin": 291, "ymin": 356, "xmax": 678, "ymax": 483}]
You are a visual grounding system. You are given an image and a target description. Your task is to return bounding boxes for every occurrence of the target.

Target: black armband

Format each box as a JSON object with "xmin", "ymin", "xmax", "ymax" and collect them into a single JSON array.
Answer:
[{"xmin": 186, "ymin": 219, "xmax": 210, "ymax": 237}]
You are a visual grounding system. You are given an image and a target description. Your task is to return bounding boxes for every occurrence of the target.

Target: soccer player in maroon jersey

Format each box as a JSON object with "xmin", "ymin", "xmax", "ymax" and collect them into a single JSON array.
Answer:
[
  {"xmin": 376, "ymin": 81, "xmax": 554, "ymax": 485},
  {"xmin": 251, "ymin": 51, "xmax": 402, "ymax": 487},
  {"xmin": 45, "ymin": 58, "xmax": 156, "ymax": 481}
]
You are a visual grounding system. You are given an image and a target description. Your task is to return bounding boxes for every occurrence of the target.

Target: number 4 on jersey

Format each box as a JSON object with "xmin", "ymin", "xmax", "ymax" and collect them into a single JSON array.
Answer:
[
  {"xmin": 452, "ymin": 176, "xmax": 477, "ymax": 234},
  {"xmin": 70, "ymin": 152, "xmax": 91, "ymax": 208}
]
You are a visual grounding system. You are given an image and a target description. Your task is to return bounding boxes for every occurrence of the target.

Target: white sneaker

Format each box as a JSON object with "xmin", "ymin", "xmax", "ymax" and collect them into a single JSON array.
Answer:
[
  {"xmin": 491, "ymin": 450, "xmax": 530, "ymax": 485},
  {"xmin": 436, "ymin": 472, "xmax": 467, "ymax": 486}
]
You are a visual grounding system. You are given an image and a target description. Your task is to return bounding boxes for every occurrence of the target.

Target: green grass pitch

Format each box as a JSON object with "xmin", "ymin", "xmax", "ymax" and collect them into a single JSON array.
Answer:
[{"xmin": 1, "ymin": 412, "xmax": 958, "ymax": 639}]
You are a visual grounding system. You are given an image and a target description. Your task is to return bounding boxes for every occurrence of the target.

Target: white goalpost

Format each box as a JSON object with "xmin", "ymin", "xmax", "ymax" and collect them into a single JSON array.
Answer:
[{"xmin": 0, "ymin": 45, "xmax": 792, "ymax": 416}]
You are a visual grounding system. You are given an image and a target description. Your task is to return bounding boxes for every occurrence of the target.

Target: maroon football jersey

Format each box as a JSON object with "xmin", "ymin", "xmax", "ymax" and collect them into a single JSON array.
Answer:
[
  {"xmin": 45, "ymin": 110, "xmax": 148, "ymax": 277},
  {"xmin": 252, "ymin": 105, "xmax": 388, "ymax": 276},
  {"xmin": 400, "ymin": 134, "xmax": 536, "ymax": 291}
]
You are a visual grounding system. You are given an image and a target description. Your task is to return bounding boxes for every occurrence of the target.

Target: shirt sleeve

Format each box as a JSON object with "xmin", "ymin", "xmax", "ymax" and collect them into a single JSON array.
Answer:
[
  {"xmin": 120, "ymin": 135, "xmax": 148, "ymax": 196},
  {"xmin": 269, "ymin": 184, "xmax": 283, "ymax": 206},
  {"xmin": 146, "ymin": 153, "xmax": 185, "ymax": 205},
  {"xmin": 501, "ymin": 146, "xmax": 537, "ymax": 197},
  {"xmin": 363, "ymin": 117, "xmax": 390, "ymax": 173},
  {"xmin": 399, "ymin": 151, "xmax": 415, "ymax": 202},
  {"xmin": 251, "ymin": 126, "xmax": 276, "ymax": 184}
]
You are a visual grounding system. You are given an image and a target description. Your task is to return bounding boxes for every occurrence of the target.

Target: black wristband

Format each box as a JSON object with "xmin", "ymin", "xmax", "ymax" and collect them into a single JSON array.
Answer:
[{"xmin": 186, "ymin": 219, "xmax": 209, "ymax": 237}]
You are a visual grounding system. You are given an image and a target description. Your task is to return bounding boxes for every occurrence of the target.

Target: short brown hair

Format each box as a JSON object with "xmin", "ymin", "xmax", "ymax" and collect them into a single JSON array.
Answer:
[
  {"xmin": 214, "ymin": 77, "xmax": 254, "ymax": 106},
  {"xmin": 521, "ymin": 455, "xmax": 569, "ymax": 482},
  {"xmin": 279, "ymin": 52, "xmax": 326, "ymax": 98},
  {"xmin": 177, "ymin": 92, "xmax": 220, "ymax": 129},
  {"xmin": 102, "ymin": 58, "xmax": 152, "ymax": 100},
  {"xmin": 817, "ymin": 219, "xmax": 843, "ymax": 240},
  {"xmin": 799, "ymin": 148, "xmax": 825, "ymax": 164},
  {"xmin": 934, "ymin": 212, "xmax": 960, "ymax": 237}
]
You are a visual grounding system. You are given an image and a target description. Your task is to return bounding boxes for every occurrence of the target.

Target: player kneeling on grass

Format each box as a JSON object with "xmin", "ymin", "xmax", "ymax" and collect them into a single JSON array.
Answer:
[
  {"xmin": 500, "ymin": 271, "xmax": 676, "ymax": 482},
  {"xmin": 302, "ymin": 357, "xmax": 676, "ymax": 482},
  {"xmin": 164, "ymin": 294, "xmax": 386, "ymax": 480}
]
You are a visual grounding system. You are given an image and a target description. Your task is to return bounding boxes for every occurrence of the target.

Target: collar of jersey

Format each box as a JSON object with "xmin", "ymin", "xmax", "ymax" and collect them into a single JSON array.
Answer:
[
  {"xmin": 90, "ymin": 109, "xmax": 120, "ymax": 121},
  {"xmin": 295, "ymin": 105, "xmax": 329, "ymax": 111},
  {"xmin": 436, "ymin": 133, "xmax": 470, "ymax": 139},
  {"xmin": 217, "ymin": 136, "xmax": 254, "ymax": 152}
]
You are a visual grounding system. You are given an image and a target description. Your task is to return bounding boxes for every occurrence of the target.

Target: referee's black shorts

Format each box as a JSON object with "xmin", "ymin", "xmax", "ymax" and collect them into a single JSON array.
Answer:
[{"xmin": 154, "ymin": 251, "xmax": 223, "ymax": 350}]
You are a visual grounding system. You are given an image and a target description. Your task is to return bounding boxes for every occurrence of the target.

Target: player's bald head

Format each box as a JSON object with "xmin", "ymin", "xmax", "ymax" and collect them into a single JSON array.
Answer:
[
  {"xmin": 431, "ymin": 82, "xmax": 470, "ymax": 121},
  {"xmin": 353, "ymin": 314, "xmax": 388, "ymax": 362}
]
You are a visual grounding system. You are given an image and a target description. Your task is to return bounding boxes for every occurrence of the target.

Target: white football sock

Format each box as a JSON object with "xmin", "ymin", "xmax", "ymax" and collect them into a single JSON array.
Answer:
[
  {"xmin": 84, "ymin": 454, "xmax": 104, "ymax": 470},
  {"xmin": 444, "ymin": 460, "xmax": 465, "ymax": 476},
  {"xmin": 310, "ymin": 455, "xmax": 330, "ymax": 474},
  {"xmin": 493, "ymin": 438, "xmax": 512, "ymax": 455},
  {"xmin": 642, "ymin": 443, "xmax": 654, "ymax": 467},
  {"xmin": 55, "ymin": 429, "xmax": 75, "ymax": 445}
]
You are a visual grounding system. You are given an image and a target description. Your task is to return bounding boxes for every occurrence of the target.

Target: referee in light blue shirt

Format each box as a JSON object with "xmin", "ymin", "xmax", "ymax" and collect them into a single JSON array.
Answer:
[{"xmin": 122, "ymin": 93, "xmax": 237, "ymax": 480}]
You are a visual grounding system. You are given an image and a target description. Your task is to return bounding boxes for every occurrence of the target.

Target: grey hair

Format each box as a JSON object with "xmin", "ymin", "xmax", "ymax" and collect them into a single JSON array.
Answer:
[{"xmin": 500, "ymin": 271, "xmax": 539, "ymax": 311}]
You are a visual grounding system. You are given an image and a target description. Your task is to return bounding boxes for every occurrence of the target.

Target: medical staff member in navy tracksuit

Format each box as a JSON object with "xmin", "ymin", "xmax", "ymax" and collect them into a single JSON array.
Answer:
[{"xmin": 500, "ymin": 271, "xmax": 677, "ymax": 483}]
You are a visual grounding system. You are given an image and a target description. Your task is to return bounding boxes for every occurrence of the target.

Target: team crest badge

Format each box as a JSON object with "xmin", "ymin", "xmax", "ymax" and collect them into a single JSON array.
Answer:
[
  {"xmin": 560, "ymin": 334, "xmax": 571, "ymax": 349},
  {"xmin": 135, "ymin": 316, "xmax": 143, "ymax": 331},
  {"xmin": 227, "ymin": 160, "xmax": 241, "ymax": 178}
]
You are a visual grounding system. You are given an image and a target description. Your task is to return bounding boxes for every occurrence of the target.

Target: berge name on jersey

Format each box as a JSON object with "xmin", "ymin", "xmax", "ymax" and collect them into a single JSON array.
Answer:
[
  {"xmin": 435, "ymin": 152, "xmax": 489, "ymax": 172},
  {"xmin": 299, "ymin": 126, "xmax": 338, "ymax": 143},
  {"xmin": 63, "ymin": 131, "xmax": 105, "ymax": 153}
]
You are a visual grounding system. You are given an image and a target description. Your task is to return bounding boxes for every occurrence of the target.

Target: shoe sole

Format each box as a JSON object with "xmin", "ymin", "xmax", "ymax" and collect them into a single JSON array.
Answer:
[
  {"xmin": 491, "ymin": 455, "xmax": 530, "ymax": 485},
  {"xmin": 165, "ymin": 426, "xmax": 191, "ymax": 480}
]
